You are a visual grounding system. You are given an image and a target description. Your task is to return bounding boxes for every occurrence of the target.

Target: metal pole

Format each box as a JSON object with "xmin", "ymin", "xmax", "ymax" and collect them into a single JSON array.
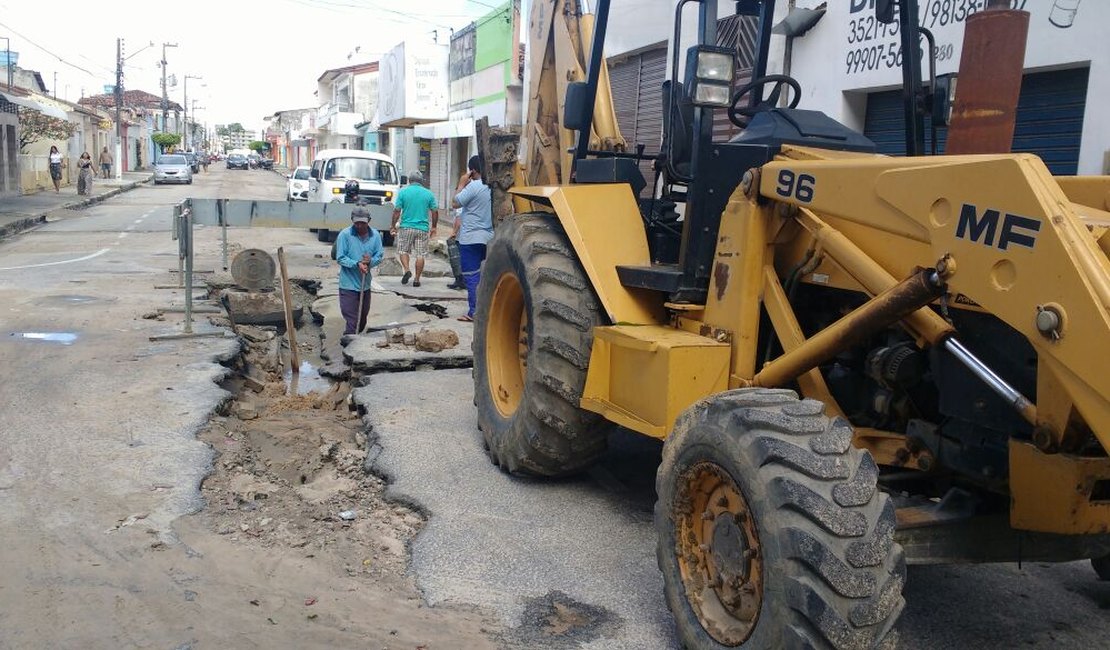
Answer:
[
  {"xmin": 184, "ymin": 202, "xmax": 193, "ymax": 334},
  {"xmin": 221, "ymin": 209, "xmax": 228, "ymax": 270},
  {"xmin": 161, "ymin": 44, "xmax": 168, "ymax": 135},
  {"xmin": 115, "ymin": 39, "xmax": 123, "ymax": 180},
  {"xmin": 182, "ymin": 75, "xmax": 187, "ymax": 149}
]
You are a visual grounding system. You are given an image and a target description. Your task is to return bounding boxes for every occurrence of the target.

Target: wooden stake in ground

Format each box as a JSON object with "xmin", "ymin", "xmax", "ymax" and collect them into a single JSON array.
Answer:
[{"xmin": 276, "ymin": 247, "xmax": 300, "ymax": 374}]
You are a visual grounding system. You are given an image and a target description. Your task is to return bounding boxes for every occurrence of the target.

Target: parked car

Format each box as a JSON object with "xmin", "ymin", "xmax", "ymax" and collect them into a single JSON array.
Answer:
[
  {"xmin": 226, "ymin": 153, "xmax": 249, "ymax": 170},
  {"xmin": 183, "ymin": 151, "xmax": 200, "ymax": 173},
  {"xmin": 153, "ymin": 154, "xmax": 193, "ymax": 185},
  {"xmin": 287, "ymin": 166, "xmax": 311, "ymax": 201},
  {"xmin": 259, "ymin": 158, "xmax": 274, "ymax": 170},
  {"xmin": 247, "ymin": 153, "xmax": 261, "ymax": 169}
]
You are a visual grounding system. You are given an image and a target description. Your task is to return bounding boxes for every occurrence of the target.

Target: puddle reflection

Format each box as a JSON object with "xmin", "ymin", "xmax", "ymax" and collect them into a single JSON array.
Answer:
[
  {"xmin": 11, "ymin": 332, "xmax": 78, "ymax": 345},
  {"xmin": 285, "ymin": 361, "xmax": 331, "ymax": 395}
]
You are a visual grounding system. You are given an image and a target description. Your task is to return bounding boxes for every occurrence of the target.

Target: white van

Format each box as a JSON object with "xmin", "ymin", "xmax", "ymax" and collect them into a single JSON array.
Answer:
[{"xmin": 308, "ymin": 149, "xmax": 400, "ymax": 208}]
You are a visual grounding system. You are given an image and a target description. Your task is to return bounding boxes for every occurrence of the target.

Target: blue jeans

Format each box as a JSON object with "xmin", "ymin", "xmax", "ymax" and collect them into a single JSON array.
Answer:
[{"xmin": 459, "ymin": 243, "xmax": 487, "ymax": 318}]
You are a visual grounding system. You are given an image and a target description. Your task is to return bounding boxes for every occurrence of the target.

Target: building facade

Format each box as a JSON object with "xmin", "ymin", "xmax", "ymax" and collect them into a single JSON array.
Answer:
[
  {"xmin": 315, "ymin": 63, "xmax": 379, "ymax": 151},
  {"xmin": 596, "ymin": 2, "xmax": 1106, "ymax": 177}
]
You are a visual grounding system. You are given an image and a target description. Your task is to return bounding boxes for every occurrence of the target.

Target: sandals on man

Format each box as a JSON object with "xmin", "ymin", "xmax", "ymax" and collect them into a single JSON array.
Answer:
[{"xmin": 457, "ymin": 315, "xmax": 473, "ymax": 322}]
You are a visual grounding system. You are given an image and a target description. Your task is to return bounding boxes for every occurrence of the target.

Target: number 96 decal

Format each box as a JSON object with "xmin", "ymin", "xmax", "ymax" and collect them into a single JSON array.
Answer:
[{"xmin": 776, "ymin": 170, "xmax": 816, "ymax": 203}]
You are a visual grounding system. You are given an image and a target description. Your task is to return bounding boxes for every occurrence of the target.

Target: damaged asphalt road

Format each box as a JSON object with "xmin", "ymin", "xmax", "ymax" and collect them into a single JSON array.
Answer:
[
  {"xmin": 351, "ymin": 360, "xmax": 1110, "ymax": 649},
  {"xmin": 354, "ymin": 368, "xmax": 677, "ymax": 649}
]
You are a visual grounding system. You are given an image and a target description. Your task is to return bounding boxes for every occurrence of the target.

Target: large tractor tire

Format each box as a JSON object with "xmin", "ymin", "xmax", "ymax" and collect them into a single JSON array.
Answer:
[
  {"xmin": 656, "ymin": 388, "xmax": 905, "ymax": 649},
  {"xmin": 1093, "ymin": 555, "xmax": 1110, "ymax": 581},
  {"xmin": 473, "ymin": 213, "xmax": 607, "ymax": 476}
]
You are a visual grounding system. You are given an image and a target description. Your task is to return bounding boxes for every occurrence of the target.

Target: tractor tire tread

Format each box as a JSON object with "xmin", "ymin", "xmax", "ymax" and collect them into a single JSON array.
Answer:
[
  {"xmin": 656, "ymin": 388, "xmax": 904, "ymax": 650},
  {"xmin": 474, "ymin": 214, "xmax": 607, "ymax": 477}
]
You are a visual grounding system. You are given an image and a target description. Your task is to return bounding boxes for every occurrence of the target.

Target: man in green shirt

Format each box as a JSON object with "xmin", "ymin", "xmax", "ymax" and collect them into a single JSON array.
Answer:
[{"xmin": 390, "ymin": 170, "xmax": 439, "ymax": 288}]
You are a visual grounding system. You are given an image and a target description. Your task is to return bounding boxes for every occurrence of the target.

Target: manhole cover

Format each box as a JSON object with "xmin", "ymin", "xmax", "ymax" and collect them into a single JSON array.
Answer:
[{"xmin": 231, "ymin": 249, "xmax": 276, "ymax": 290}]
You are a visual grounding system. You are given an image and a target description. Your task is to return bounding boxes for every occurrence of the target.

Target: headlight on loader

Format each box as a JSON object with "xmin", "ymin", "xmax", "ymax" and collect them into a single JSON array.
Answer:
[{"xmin": 686, "ymin": 45, "xmax": 736, "ymax": 108}]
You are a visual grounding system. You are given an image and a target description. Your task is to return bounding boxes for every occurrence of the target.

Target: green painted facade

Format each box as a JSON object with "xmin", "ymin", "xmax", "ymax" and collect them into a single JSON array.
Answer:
[{"xmin": 474, "ymin": 2, "xmax": 513, "ymax": 73}]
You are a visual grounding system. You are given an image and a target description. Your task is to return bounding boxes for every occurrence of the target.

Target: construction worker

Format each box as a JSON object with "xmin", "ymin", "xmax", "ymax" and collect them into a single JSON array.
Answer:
[
  {"xmin": 335, "ymin": 207, "xmax": 384, "ymax": 342},
  {"xmin": 452, "ymin": 155, "xmax": 493, "ymax": 322}
]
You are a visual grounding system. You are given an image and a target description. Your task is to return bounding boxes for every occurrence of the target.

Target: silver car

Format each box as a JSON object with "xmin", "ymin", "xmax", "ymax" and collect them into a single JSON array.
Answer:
[{"xmin": 153, "ymin": 154, "xmax": 193, "ymax": 185}]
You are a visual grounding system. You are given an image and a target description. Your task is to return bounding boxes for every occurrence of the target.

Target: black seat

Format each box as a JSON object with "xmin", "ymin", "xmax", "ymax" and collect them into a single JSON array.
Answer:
[{"xmin": 661, "ymin": 80, "xmax": 695, "ymax": 177}]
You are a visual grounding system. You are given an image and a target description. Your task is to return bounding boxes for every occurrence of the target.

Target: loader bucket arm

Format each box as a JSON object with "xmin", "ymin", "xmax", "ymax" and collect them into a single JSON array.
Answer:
[{"xmin": 761, "ymin": 148, "xmax": 1110, "ymax": 459}]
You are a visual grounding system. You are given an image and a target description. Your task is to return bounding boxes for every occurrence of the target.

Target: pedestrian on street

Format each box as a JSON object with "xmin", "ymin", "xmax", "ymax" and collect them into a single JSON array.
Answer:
[
  {"xmin": 77, "ymin": 152, "xmax": 94, "ymax": 196},
  {"xmin": 389, "ymin": 170, "xmax": 438, "ymax": 288},
  {"xmin": 48, "ymin": 146, "xmax": 63, "ymax": 192},
  {"xmin": 99, "ymin": 146, "xmax": 113, "ymax": 179},
  {"xmin": 452, "ymin": 155, "xmax": 494, "ymax": 322},
  {"xmin": 336, "ymin": 207, "xmax": 384, "ymax": 343}
]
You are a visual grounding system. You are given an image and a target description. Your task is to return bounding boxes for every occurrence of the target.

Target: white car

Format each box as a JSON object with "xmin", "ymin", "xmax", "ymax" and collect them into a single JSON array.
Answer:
[
  {"xmin": 287, "ymin": 166, "xmax": 311, "ymax": 201},
  {"xmin": 153, "ymin": 154, "xmax": 193, "ymax": 185}
]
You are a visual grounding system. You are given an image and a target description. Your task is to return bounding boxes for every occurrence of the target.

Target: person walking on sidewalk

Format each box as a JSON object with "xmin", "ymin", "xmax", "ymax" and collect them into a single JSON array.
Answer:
[
  {"xmin": 48, "ymin": 146, "xmax": 63, "ymax": 192},
  {"xmin": 77, "ymin": 152, "xmax": 94, "ymax": 196},
  {"xmin": 452, "ymin": 155, "xmax": 494, "ymax": 322},
  {"xmin": 99, "ymin": 146, "xmax": 113, "ymax": 179},
  {"xmin": 336, "ymin": 208, "xmax": 384, "ymax": 343},
  {"xmin": 389, "ymin": 170, "xmax": 438, "ymax": 288}
]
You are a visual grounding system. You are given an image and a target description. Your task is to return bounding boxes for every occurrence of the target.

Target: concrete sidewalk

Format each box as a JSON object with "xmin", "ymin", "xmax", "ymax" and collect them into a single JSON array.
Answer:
[{"xmin": 0, "ymin": 171, "xmax": 152, "ymax": 240}]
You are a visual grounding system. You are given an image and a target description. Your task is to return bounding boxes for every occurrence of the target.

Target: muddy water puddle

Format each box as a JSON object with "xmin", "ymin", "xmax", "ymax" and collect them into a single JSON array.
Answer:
[{"xmin": 285, "ymin": 361, "xmax": 331, "ymax": 396}]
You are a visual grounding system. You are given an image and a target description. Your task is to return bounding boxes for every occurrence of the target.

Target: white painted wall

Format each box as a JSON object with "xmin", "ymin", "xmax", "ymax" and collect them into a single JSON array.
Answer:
[{"xmin": 773, "ymin": 0, "xmax": 1110, "ymax": 174}]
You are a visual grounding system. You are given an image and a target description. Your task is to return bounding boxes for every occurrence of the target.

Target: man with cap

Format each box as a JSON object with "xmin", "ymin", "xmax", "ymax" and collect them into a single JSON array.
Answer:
[
  {"xmin": 389, "ymin": 170, "xmax": 438, "ymax": 288},
  {"xmin": 335, "ymin": 207, "xmax": 384, "ymax": 342}
]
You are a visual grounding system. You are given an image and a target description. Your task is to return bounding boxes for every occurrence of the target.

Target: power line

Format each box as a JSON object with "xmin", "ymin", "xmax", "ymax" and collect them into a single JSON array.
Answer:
[{"xmin": 0, "ymin": 19, "xmax": 99, "ymax": 78}]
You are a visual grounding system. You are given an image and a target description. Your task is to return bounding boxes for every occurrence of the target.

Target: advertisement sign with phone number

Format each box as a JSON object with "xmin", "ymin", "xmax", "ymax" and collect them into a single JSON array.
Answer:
[{"xmin": 844, "ymin": 1, "xmax": 1032, "ymax": 77}]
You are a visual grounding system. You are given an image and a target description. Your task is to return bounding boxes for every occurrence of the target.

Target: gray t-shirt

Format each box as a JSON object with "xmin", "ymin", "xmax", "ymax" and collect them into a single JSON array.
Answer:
[{"xmin": 455, "ymin": 179, "xmax": 494, "ymax": 245}]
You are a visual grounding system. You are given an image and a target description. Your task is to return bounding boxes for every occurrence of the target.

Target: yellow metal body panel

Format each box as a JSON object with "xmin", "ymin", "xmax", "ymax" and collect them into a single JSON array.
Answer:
[
  {"xmin": 1056, "ymin": 176, "xmax": 1110, "ymax": 212},
  {"xmin": 761, "ymin": 150, "xmax": 1110, "ymax": 453},
  {"xmin": 1010, "ymin": 441, "xmax": 1110, "ymax": 534},
  {"xmin": 510, "ymin": 184, "xmax": 664, "ymax": 325},
  {"xmin": 703, "ymin": 187, "xmax": 772, "ymax": 381},
  {"xmin": 581, "ymin": 325, "xmax": 730, "ymax": 438}
]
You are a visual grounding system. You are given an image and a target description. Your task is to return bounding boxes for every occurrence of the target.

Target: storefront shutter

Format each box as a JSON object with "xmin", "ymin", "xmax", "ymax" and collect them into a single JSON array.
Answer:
[{"xmin": 863, "ymin": 67, "xmax": 1089, "ymax": 175}]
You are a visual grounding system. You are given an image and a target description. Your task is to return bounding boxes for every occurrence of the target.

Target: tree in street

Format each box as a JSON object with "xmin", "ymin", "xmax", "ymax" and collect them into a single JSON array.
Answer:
[
  {"xmin": 248, "ymin": 140, "xmax": 266, "ymax": 153},
  {"xmin": 18, "ymin": 110, "xmax": 77, "ymax": 153},
  {"xmin": 152, "ymin": 132, "xmax": 182, "ymax": 152}
]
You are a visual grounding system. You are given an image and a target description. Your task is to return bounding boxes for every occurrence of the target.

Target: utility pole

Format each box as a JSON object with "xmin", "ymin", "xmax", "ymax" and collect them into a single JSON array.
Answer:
[
  {"xmin": 183, "ymin": 74, "xmax": 202, "ymax": 150},
  {"xmin": 115, "ymin": 38, "xmax": 123, "ymax": 180},
  {"xmin": 52, "ymin": 71, "xmax": 57, "ymax": 99},
  {"xmin": 160, "ymin": 42, "xmax": 177, "ymax": 137}
]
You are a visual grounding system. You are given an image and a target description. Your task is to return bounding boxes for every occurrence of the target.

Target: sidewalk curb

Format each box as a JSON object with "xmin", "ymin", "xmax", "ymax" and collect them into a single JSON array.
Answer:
[{"xmin": 0, "ymin": 175, "xmax": 153, "ymax": 241}]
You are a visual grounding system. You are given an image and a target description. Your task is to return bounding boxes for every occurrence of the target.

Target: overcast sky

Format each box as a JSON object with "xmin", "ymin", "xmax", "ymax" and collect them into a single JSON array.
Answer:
[{"xmin": 0, "ymin": 0, "xmax": 493, "ymax": 132}]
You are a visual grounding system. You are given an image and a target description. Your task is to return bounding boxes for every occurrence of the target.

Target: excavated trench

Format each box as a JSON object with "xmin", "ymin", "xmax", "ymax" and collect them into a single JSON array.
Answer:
[{"xmin": 192, "ymin": 277, "xmax": 433, "ymax": 584}]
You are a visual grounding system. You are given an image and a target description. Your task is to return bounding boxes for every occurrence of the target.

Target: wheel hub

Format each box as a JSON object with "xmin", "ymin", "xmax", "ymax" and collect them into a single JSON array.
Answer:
[
  {"xmin": 486, "ymin": 272, "xmax": 527, "ymax": 418},
  {"xmin": 675, "ymin": 462, "xmax": 763, "ymax": 645}
]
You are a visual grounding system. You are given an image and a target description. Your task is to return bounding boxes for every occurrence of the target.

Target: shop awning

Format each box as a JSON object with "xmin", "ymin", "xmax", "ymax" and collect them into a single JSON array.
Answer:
[
  {"xmin": 0, "ymin": 91, "xmax": 69, "ymax": 119},
  {"xmin": 414, "ymin": 119, "xmax": 474, "ymax": 139}
]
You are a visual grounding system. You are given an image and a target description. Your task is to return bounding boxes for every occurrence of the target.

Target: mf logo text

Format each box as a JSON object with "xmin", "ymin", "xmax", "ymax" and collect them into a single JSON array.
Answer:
[{"xmin": 955, "ymin": 204, "xmax": 1041, "ymax": 251}]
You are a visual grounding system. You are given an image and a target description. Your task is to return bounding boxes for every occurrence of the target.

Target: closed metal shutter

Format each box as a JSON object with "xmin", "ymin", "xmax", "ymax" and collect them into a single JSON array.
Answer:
[
  {"xmin": 863, "ymin": 67, "xmax": 1089, "ymax": 175},
  {"xmin": 608, "ymin": 46, "xmax": 667, "ymax": 195},
  {"xmin": 429, "ymin": 139, "xmax": 450, "ymax": 210}
]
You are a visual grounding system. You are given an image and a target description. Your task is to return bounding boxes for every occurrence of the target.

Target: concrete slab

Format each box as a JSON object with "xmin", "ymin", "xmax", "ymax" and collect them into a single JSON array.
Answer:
[
  {"xmin": 352, "ymin": 369, "xmax": 676, "ymax": 649},
  {"xmin": 344, "ymin": 319, "xmax": 474, "ymax": 372},
  {"xmin": 374, "ymin": 274, "xmax": 468, "ymax": 302}
]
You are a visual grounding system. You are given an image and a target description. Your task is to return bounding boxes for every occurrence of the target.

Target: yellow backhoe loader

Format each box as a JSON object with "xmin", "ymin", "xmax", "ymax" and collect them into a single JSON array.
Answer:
[{"xmin": 471, "ymin": 1, "xmax": 1110, "ymax": 647}]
